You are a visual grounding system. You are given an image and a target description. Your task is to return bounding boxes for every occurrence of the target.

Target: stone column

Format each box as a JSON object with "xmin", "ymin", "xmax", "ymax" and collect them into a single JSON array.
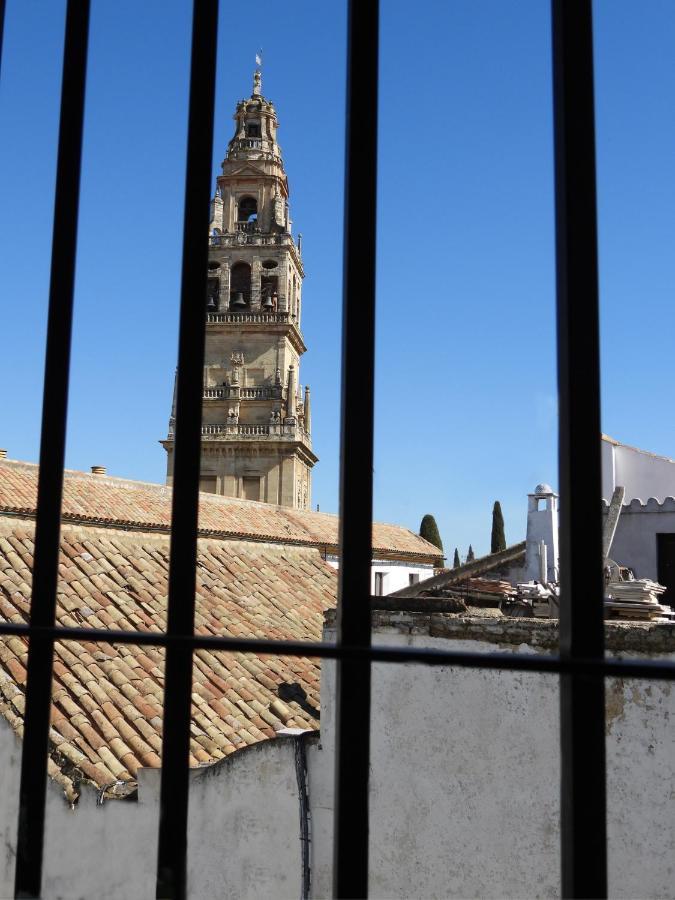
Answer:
[
  {"xmin": 285, "ymin": 365, "xmax": 296, "ymax": 424},
  {"xmin": 220, "ymin": 263, "xmax": 230, "ymax": 308},
  {"xmin": 251, "ymin": 258, "xmax": 262, "ymax": 311},
  {"xmin": 303, "ymin": 385, "xmax": 311, "ymax": 435}
]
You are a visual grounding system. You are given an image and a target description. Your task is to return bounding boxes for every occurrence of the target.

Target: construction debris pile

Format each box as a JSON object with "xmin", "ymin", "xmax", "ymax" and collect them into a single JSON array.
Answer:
[
  {"xmin": 513, "ymin": 581, "xmax": 559, "ymax": 617},
  {"xmin": 605, "ymin": 577, "xmax": 675, "ymax": 622},
  {"xmin": 456, "ymin": 578, "xmax": 516, "ymax": 605}
]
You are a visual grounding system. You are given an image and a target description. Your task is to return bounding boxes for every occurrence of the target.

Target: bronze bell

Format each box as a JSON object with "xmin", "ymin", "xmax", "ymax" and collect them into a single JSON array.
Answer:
[
  {"xmin": 207, "ymin": 296, "xmax": 217, "ymax": 310},
  {"xmin": 232, "ymin": 291, "xmax": 246, "ymax": 308},
  {"xmin": 262, "ymin": 293, "xmax": 274, "ymax": 311}
]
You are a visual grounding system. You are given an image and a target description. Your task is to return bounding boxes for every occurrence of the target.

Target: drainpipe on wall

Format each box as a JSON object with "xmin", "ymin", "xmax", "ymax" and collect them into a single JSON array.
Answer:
[{"xmin": 294, "ymin": 734, "xmax": 311, "ymax": 899}]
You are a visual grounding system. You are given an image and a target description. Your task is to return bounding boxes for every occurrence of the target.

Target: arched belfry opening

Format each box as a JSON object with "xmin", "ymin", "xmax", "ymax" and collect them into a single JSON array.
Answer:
[
  {"xmin": 230, "ymin": 262, "xmax": 251, "ymax": 310},
  {"xmin": 237, "ymin": 196, "xmax": 257, "ymax": 230}
]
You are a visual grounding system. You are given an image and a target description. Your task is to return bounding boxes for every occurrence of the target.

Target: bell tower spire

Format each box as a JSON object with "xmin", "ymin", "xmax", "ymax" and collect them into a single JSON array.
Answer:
[
  {"xmin": 161, "ymin": 71, "xmax": 317, "ymax": 509},
  {"xmin": 253, "ymin": 48, "xmax": 263, "ymax": 96}
]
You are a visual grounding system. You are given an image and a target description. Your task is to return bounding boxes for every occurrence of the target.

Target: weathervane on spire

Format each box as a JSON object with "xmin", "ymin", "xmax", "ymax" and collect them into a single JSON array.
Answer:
[{"xmin": 253, "ymin": 48, "xmax": 263, "ymax": 96}]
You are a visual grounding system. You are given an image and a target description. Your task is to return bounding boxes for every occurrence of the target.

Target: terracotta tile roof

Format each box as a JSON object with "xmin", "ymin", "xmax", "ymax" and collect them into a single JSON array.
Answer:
[
  {"xmin": 0, "ymin": 459, "xmax": 442, "ymax": 562},
  {"xmin": 0, "ymin": 515, "xmax": 333, "ymax": 801}
]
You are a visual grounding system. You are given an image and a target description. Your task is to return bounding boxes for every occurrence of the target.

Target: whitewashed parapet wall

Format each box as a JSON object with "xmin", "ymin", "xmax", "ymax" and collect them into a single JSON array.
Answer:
[{"xmin": 0, "ymin": 614, "xmax": 673, "ymax": 898}]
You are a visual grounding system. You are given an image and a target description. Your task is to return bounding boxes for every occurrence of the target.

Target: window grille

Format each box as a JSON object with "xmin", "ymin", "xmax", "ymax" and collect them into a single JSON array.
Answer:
[{"xmin": 1, "ymin": 1, "xmax": 674, "ymax": 898}]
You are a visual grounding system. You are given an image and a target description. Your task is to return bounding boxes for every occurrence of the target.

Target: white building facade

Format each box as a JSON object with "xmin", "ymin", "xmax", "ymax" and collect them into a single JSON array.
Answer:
[
  {"xmin": 602, "ymin": 434, "xmax": 675, "ymax": 503},
  {"xmin": 521, "ymin": 436, "xmax": 675, "ymax": 592},
  {"xmin": 324, "ymin": 554, "xmax": 436, "ymax": 595}
]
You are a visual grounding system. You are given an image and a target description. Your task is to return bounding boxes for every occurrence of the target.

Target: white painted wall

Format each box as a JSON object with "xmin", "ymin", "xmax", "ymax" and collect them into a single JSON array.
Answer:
[
  {"xmin": 606, "ymin": 497, "xmax": 675, "ymax": 580},
  {"xmin": 1, "ymin": 623, "xmax": 673, "ymax": 899},
  {"xmin": 314, "ymin": 625, "xmax": 675, "ymax": 899},
  {"xmin": 325, "ymin": 556, "xmax": 435, "ymax": 595},
  {"xmin": 602, "ymin": 437, "xmax": 675, "ymax": 503},
  {"xmin": 0, "ymin": 727, "xmax": 307, "ymax": 900}
]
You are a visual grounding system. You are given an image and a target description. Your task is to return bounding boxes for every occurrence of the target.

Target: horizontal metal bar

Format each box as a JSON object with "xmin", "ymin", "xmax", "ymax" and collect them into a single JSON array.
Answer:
[{"xmin": 1, "ymin": 620, "xmax": 674, "ymax": 680}]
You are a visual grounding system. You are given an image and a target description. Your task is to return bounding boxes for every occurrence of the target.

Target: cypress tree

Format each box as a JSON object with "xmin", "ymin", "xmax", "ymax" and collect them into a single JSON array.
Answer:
[
  {"xmin": 419, "ymin": 514, "xmax": 443, "ymax": 552},
  {"xmin": 467, "ymin": 544, "xmax": 475, "ymax": 562},
  {"xmin": 491, "ymin": 500, "xmax": 506, "ymax": 554},
  {"xmin": 453, "ymin": 548, "xmax": 461, "ymax": 568}
]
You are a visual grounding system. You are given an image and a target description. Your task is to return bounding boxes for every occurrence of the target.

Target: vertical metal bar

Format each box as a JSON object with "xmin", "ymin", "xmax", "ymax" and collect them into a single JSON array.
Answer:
[
  {"xmin": 155, "ymin": 1, "xmax": 218, "ymax": 898},
  {"xmin": 13, "ymin": 2, "xmax": 90, "ymax": 897},
  {"xmin": 0, "ymin": 0, "xmax": 6, "ymax": 78},
  {"xmin": 551, "ymin": 2, "xmax": 607, "ymax": 897},
  {"xmin": 333, "ymin": 1, "xmax": 379, "ymax": 897}
]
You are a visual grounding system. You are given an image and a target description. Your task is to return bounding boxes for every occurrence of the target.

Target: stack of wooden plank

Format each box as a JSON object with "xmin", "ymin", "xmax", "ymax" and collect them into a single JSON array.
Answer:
[
  {"xmin": 454, "ymin": 578, "xmax": 516, "ymax": 606},
  {"xmin": 466, "ymin": 578, "xmax": 515, "ymax": 596},
  {"xmin": 605, "ymin": 579, "xmax": 675, "ymax": 622}
]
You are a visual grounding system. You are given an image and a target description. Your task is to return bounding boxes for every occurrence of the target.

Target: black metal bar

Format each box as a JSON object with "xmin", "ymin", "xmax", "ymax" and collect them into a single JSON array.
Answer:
[
  {"xmin": 333, "ymin": 1, "xmax": 379, "ymax": 895},
  {"xmin": 155, "ymin": 1, "xmax": 218, "ymax": 898},
  {"xmin": 0, "ymin": 620, "xmax": 672, "ymax": 680},
  {"xmin": 552, "ymin": 2, "xmax": 607, "ymax": 897},
  {"xmin": 13, "ymin": 3, "xmax": 90, "ymax": 896},
  {"xmin": 0, "ymin": 0, "xmax": 6, "ymax": 79}
]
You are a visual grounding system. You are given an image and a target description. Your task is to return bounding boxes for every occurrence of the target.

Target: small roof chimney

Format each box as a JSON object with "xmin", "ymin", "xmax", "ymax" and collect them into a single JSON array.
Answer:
[
  {"xmin": 0, "ymin": 449, "xmax": 7, "ymax": 459},
  {"xmin": 90, "ymin": 465, "xmax": 106, "ymax": 475}
]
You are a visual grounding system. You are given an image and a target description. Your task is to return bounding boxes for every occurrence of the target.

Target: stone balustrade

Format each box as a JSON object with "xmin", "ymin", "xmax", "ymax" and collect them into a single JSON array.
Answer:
[
  {"xmin": 199, "ymin": 423, "xmax": 312, "ymax": 445},
  {"xmin": 201, "ymin": 424, "xmax": 270, "ymax": 436},
  {"xmin": 206, "ymin": 312, "xmax": 290, "ymax": 325},
  {"xmin": 240, "ymin": 387, "xmax": 273, "ymax": 399},
  {"xmin": 208, "ymin": 233, "xmax": 296, "ymax": 249},
  {"xmin": 203, "ymin": 386, "xmax": 275, "ymax": 401}
]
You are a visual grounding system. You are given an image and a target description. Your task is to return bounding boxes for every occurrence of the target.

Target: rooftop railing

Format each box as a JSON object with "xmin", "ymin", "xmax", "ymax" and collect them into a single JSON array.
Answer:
[
  {"xmin": 206, "ymin": 311, "xmax": 291, "ymax": 324},
  {"xmin": 201, "ymin": 423, "xmax": 270, "ymax": 436},
  {"xmin": 198, "ymin": 422, "xmax": 311, "ymax": 442},
  {"xmin": 203, "ymin": 386, "xmax": 275, "ymax": 400},
  {"xmin": 208, "ymin": 232, "xmax": 297, "ymax": 249}
]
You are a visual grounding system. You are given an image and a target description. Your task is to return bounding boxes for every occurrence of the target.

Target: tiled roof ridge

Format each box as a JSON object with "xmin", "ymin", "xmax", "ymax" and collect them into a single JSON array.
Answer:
[
  {"xmin": 0, "ymin": 504, "xmax": 438, "ymax": 560},
  {"xmin": 0, "ymin": 459, "xmax": 443, "ymax": 561}
]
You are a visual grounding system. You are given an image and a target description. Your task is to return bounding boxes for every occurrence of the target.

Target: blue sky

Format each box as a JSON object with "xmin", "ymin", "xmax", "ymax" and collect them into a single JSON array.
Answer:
[{"xmin": 1, "ymin": 1, "xmax": 674, "ymax": 558}]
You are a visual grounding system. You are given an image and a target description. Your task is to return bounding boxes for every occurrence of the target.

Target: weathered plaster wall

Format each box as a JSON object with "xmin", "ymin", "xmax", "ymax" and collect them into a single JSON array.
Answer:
[
  {"xmin": 1, "ymin": 619, "xmax": 673, "ymax": 899},
  {"xmin": 0, "ymin": 729, "xmax": 307, "ymax": 900},
  {"xmin": 315, "ymin": 616, "xmax": 675, "ymax": 899},
  {"xmin": 185, "ymin": 738, "xmax": 305, "ymax": 899}
]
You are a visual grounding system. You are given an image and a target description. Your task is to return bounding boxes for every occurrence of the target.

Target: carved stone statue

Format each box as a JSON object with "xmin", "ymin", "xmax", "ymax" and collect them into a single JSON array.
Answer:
[{"xmin": 230, "ymin": 350, "xmax": 244, "ymax": 385}]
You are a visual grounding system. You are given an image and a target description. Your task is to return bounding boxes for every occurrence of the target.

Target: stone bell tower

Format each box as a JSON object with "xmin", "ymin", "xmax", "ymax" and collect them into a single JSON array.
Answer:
[{"xmin": 162, "ymin": 69, "xmax": 317, "ymax": 508}]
